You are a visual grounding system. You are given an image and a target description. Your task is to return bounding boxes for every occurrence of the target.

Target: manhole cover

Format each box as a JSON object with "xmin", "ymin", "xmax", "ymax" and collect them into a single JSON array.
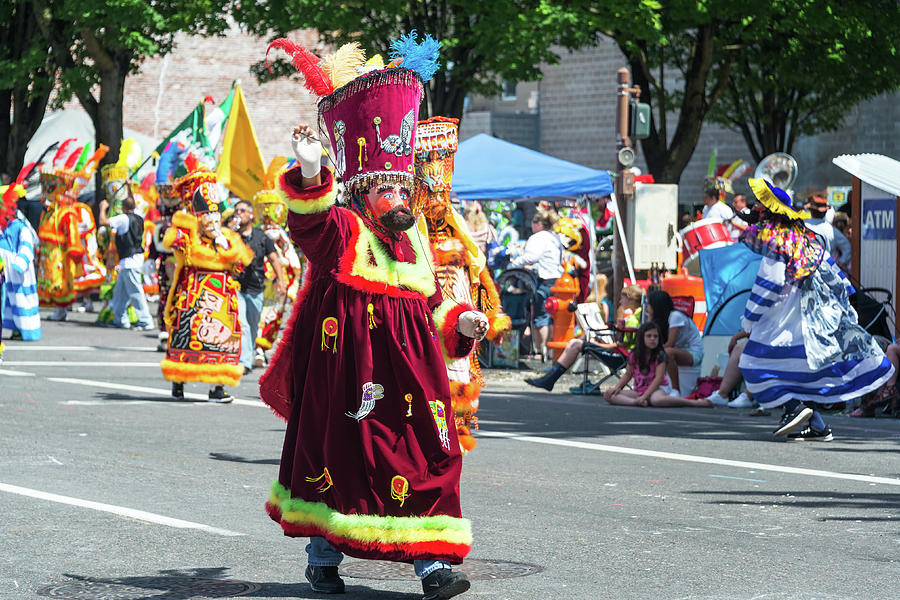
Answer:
[
  {"xmin": 339, "ymin": 559, "xmax": 543, "ymax": 581},
  {"xmin": 36, "ymin": 576, "xmax": 261, "ymax": 599}
]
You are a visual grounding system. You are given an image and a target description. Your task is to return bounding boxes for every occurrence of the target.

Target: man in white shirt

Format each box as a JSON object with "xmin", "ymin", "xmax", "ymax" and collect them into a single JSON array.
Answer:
[
  {"xmin": 98, "ymin": 194, "xmax": 154, "ymax": 330},
  {"xmin": 508, "ymin": 209, "xmax": 564, "ymax": 357},
  {"xmin": 701, "ymin": 186, "xmax": 736, "ymax": 239}
]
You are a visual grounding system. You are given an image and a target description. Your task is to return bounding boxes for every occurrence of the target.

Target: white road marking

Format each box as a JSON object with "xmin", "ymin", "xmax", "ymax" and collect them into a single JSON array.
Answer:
[
  {"xmin": 0, "ymin": 482, "xmax": 244, "ymax": 537},
  {"xmin": 2, "ymin": 345, "xmax": 157, "ymax": 352},
  {"xmin": 0, "ymin": 368, "xmax": 35, "ymax": 377},
  {"xmin": 477, "ymin": 430, "xmax": 900, "ymax": 487},
  {"xmin": 48, "ymin": 377, "xmax": 265, "ymax": 408},
  {"xmin": 3, "ymin": 361, "xmax": 160, "ymax": 367}
]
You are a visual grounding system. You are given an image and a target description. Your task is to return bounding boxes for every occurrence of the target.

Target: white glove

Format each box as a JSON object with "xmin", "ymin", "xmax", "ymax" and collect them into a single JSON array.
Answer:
[
  {"xmin": 214, "ymin": 234, "xmax": 230, "ymax": 250},
  {"xmin": 457, "ymin": 310, "xmax": 489, "ymax": 341},
  {"xmin": 291, "ymin": 127, "xmax": 323, "ymax": 178}
]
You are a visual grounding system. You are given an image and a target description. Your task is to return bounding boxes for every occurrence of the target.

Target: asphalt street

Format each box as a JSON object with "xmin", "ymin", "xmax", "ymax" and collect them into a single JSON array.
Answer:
[{"xmin": 1, "ymin": 310, "xmax": 898, "ymax": 600}]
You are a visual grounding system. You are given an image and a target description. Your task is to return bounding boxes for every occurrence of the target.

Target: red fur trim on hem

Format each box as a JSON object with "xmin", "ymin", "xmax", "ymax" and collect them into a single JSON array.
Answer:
[
  {"xmin": 279, "ymin": 167, "xmax": 334, "ymax": 200},
  {"xmin": 440, "ymin": 303, "xmax": 475, "ymax": 359},
  {"xmin": 266, "ymin": 503, "xmax": 469, "ymax": 563}
]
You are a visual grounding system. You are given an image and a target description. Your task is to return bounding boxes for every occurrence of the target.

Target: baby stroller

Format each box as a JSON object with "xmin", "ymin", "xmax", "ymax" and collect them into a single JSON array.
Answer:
[
  {"xmin": 495, "ymin": 268, "xmax": 540, "ymax": 361},
  {"xmin": 850, "ymin": 287, "xmax": 896, "ymax": 346}
]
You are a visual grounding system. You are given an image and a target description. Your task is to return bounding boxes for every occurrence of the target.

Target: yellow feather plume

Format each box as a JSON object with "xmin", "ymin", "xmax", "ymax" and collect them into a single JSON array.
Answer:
[
  {"xmin": 265, "ymin": 156, "xmax": 288, "ymax": 189},
  {"xmin": 321, "ymin": 42, "xmax": 367, "ymax": 89},
  {"xmin": 115, "ymin": 137, "xmax": 143, "ymax": 170}
]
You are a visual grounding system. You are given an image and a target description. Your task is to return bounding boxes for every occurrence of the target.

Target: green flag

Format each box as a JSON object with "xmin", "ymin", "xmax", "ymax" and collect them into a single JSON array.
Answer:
[{"xmin": 154, "ymin": 103, "xmax": 214, "ymax": 165}]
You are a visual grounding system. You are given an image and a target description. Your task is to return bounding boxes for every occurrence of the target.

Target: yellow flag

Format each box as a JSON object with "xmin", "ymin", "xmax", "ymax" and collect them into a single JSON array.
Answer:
[{"xmin": 217, "ymin": 84, "xmax": 266, "ymax": 201}]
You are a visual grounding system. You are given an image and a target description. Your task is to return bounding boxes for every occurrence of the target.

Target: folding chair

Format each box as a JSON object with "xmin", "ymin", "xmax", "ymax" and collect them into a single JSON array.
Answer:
[{"xmin": 569, "ymin": 303, "xmax": 629, "ymax": 395}]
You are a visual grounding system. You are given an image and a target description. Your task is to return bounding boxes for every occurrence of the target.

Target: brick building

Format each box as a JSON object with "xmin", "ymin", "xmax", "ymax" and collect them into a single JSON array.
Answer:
[{"xmin": 119, "ymin": 26, "xmax": 323, "ymax": 165}]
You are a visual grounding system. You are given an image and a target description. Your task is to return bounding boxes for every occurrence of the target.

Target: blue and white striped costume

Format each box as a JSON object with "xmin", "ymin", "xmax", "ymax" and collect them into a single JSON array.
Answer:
[
  {"xmin": 0, "ymin": 217, "xmax": 41, "ymax": 340},
  {"xmin": 739, "ymin": 253, "xmax": 892, "ymax": 408}
]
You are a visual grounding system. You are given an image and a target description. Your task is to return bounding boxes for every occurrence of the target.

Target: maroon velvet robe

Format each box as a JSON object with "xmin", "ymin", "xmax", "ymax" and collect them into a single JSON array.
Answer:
[{"xmin": 261, "ymin": 168, "xmax": 474, "ymax": 563}]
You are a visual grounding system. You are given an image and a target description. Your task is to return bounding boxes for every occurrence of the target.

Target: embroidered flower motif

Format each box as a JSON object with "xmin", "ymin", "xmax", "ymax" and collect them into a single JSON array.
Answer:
[{"xmin": 390, "ymin": 475, "xmax": 410, "ymax": 506}]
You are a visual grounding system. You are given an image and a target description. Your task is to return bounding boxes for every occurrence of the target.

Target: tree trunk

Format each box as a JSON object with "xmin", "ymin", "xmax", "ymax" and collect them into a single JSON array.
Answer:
[
  {"xmin": 626, "ymin": 25, "xmax": 733, "ymax": 185},
  {"xmin": 91, "ymin": 62, "xmax": 127, "ymax": 201},
  {"xmin": 0, "ymin": 89, "xmax": 11, "ymax": 176}
]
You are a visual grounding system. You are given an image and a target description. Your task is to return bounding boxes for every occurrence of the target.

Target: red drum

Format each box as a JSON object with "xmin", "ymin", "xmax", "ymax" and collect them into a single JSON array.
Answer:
[{"xmin": 679, "ymin": 218, "xmax": 732, "ymax": 275}]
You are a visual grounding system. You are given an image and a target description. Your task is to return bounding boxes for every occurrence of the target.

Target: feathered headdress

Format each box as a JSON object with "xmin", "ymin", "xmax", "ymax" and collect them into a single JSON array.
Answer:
[
  {"xmin": 266, "ymin": 38, "xmax": 334, "ymax": 97},
  {"xmin": 253, "ymin": 156, "xmax": 289, "ymax": 227},
  {"xmin": 102, "ymin": 137, "xmax": 142, "ymax": 184}
]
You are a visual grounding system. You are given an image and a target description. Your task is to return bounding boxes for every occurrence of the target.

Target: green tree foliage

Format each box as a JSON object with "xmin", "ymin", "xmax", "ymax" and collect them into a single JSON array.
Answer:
[
  {"xmin": 0, "ymin": 1, "xmax": 56, "ymax": 176},
  {"xmin": 237, "ymin": 0, "xmax": 584, "ymax": 119},
  {"xmin": 585, "ymin": 0, "xmax": 775, "ymax": 184},
  {"xmin": 706, "ymin": 0, "xmax": 900, "ymax": 163},
  {"xmin": 32, "ymin": 0, "xmax": 229, "ymax": 174}
]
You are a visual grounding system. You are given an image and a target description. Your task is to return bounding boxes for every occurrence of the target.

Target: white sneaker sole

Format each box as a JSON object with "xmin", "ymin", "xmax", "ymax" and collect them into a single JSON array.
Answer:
[
  {"xmin": 787, "ymin": 432, "xmax": 834, "ymax": 442},
  {"xmin": 773, "ymin": 407, "xmax": 813, "ymax": 436}
]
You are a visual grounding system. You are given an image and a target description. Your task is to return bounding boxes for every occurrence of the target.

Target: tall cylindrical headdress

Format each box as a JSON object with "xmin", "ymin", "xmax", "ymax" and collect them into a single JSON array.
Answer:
[{"xmin": 266, "ymin": 31, "xmax": 440, "ymax": 198}]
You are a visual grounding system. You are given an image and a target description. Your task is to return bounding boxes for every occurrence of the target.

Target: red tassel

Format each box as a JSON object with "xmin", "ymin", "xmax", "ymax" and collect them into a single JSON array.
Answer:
[
  {"xmin": 266, "ymin": 38, "xmax": 334, "ymax": 97},
  {"xmin": 64, "ymin": 146, "xmax": 83, "ymax": 170},
  {"xmin": 52, "ymin": 138, "xmax": 78, "ymax": 167}
]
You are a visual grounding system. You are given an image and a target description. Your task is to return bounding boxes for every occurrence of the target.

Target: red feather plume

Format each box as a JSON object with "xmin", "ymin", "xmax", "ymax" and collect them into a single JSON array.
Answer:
[
  {"xmin": 184, "ymin": 152, "xmax": 199, "ymax": 174},
  {"xmin": 140, "ymin": 172, "xmax": 155, "ymax": 191},
  {"xmin": 15, "ymin": 162, "xmax": 37, "ymax": 185},
  {"xmin": 266, "ymin": 38, "xmax": 334, "ymax": 97},
  {"xmin": 52, "ymin": 138, "xmax": 78, "ymax": 167},
  {"xmin": 64, "ymin": 146, "xmax": 84, "ymax": 170}
]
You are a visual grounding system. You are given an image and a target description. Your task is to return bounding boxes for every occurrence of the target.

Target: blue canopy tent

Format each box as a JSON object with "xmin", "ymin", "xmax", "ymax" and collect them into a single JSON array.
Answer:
[
  {"xmin": 453, "ymin": 133, "xmax": 613, "ymax": 200},
  {"xmin": 699, "ymin": 243, "xmax": 762, "ymax": 336}
]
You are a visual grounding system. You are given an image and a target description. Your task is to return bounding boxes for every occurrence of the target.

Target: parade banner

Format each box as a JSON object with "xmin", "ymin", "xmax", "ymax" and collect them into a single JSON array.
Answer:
[{"xmin": 216, "ymin": 83, "xmax": 266, "ymax": 201}]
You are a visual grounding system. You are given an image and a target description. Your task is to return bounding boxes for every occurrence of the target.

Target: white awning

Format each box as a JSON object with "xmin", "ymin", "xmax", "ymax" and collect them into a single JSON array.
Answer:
[{"xmin": 832, "ymin": 153, "xmax": 900, "ymax": 198}]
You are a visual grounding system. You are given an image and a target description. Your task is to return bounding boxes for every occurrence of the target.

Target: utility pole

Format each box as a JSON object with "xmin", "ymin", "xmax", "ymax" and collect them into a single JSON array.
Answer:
[{"xmin": 613, "ymin": 67, "xmax": 640, "ymax": 309}]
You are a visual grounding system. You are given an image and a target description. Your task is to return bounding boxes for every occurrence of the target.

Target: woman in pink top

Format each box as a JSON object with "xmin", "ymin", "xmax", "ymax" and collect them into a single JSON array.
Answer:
[{"xmin": 605, "ymin": 322, "xmax": 713, "ymax": 408}]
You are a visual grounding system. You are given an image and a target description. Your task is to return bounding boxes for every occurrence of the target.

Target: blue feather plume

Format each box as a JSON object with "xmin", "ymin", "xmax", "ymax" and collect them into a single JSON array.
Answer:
[
  {"xmin": 389, "ymin": 30, "xmax": 441, "ymax": 83},
  {"xmin": 155, "ymin": 141, "xmax": 187, "ymax": 184}
]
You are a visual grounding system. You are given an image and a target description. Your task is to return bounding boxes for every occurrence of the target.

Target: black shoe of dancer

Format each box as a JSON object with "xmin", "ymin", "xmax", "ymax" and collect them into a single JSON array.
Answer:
[
  {"xmin": 305, "ymin": 565, "xmax": 345, "ymax": 594},
  {"xmin": 787, "ymin": 425, "xmax": 834, "ymax": 442},
  {"xmin": 525, "ymin": 362, "xmax": 568, "ymax": 391},
  {"xmin": 171, "ymin": 382, "xmax": 184, "ymax": 399},
  {"xmin": 773, "ymin": 404, "xmax": 813, "ymax": 437},
  {"xmin": 422, "ymin": 569, "xmax": 470, "ymax": 600},
  {"xmin": 207, "ymin": 385, "xmax": 234, "ymax": 403}
]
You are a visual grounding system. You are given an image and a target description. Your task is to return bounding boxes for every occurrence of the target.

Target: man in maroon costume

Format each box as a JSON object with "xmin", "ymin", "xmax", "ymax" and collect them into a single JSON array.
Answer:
[{"xmin": 260, "ymin": 36, "xmax": 486, "ymax": 599}]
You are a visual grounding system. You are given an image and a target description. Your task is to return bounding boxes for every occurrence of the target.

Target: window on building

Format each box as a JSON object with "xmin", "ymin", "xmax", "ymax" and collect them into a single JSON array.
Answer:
[{"xmin": 501, "ymin": 81, "xmax": 517, "ymax": 101}]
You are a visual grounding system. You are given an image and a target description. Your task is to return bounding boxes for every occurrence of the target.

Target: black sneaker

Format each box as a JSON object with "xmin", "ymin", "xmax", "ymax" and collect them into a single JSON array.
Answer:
[
  {"xmin": 305, "ymin": 565, "xmax": 345, "ymax": 594},
  {"xmin": 422, "ymin": 569, "xmax": 470, "ymax": 600},
  {"xmin": 788, "ymin": 426, "xmax": 834, "ymax": 442},
  {"xmin": 773, "ymin": 405, "xmax": 813, "ymax": 437},
  {"xmin": 207, "ymin": 386, "xmax": 234, "ymax": 403},
  {"xmin": 171, "ymin": 382, "xmax": 184, "ymax": 399}
]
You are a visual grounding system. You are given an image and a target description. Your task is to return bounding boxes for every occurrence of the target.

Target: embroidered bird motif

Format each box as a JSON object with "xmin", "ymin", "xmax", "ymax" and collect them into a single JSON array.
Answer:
[
  {"xmin": 380, "ymin": 109, "xmax": 415, "ymax": 157},
  {"xmin": 346, "ymin": 382, "xmax": 384, "ymax": 421}
]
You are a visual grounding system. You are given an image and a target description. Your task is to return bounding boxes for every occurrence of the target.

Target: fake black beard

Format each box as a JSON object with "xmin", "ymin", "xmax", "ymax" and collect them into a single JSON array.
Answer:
[{"xmin": 379, "ymin": 206, "xmax": 415, "ymax": 232}]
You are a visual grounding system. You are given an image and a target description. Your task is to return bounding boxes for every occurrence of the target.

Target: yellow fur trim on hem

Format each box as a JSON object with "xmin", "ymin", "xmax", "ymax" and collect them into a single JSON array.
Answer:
[{"xmin": 160, "ymin": 359, "xmax": 243, "ymax": 386}]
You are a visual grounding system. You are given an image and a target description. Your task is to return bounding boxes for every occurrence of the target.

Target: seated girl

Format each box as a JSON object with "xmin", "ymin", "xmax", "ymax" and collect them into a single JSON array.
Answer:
[
  {"xmin": 645, "ymin": 290, "xmax": 704, "ymax": 394},
  {"xmin": 604, "ymin": 322, "xmax": 713, "ymax": 408}
]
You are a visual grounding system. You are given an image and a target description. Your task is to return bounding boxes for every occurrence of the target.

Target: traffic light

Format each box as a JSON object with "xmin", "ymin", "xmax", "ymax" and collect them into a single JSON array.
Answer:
[{"xmin": 629, "ymin": 100, "xmax": 651, "ymax": 139}]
